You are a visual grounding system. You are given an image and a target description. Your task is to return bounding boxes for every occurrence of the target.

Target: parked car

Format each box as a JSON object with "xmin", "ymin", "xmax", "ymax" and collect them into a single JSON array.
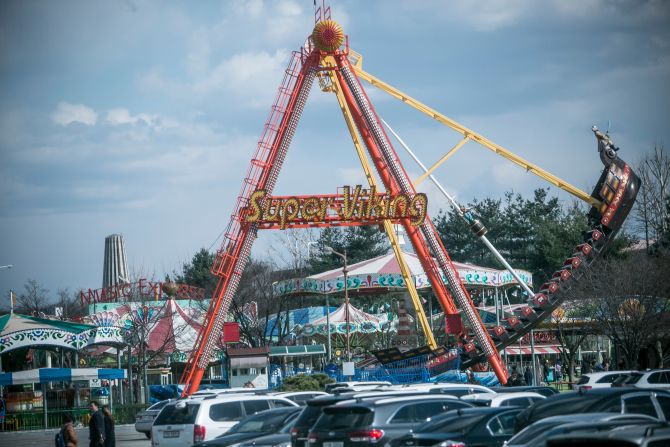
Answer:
[
  {"xmin": 238, "ymin": 414, "xmax": 296, "ymax": 447},
  {"xmin": 291, "ymin": 394, "xmax": 361, "ymax": 447},
  {"xmin": 151, "ymin": 394, "xmax": 298, "ymax": 446},
  {"xmin": 515, "ymin": 388, "xmax": 670, "ymax": 431},
  {"xmin": 307, "ymin": 395, "xmax": 474, "ymax": 446},
  {"xmin": 289, "ymin": 390, "xmax": 451, "ymax": 447},
  {"xmin": 324, "ymin": 381, "xmax": 391, "ymax": 393},
  {"xmin": 495, "ymin": 386, "xmax": 559, "ymax": 398},
  {"xmin": 389, "ymin": 407, "xmax": 524, "ymax": 447},
  {"xmin": 460, "ymin": 392, "xmax": 545, "ymax": 408},
  {"xmin": 632, "ymin": 369, "xmax": 670, "ymax": 390},
  {"xmin": 270, "ymin": 391, "xmax": 328, "ymax": 405},
  {"xmin": 196, "ymin": 406, "xmax": 301, "ymax": 447},
  {"xmin": 135, "ymin": 399, "xmax": 175, "ymax": 438},
  {"xmin": 545, "ymin": 422, "xmax": 670, "ymax": 447},
  {"xmin": 506, "ymin": 412, "xmax": 660, "ymax": 447},
  {"xmin": 573, "ymin": 370, "xmax": 637, "ymax": 391}
]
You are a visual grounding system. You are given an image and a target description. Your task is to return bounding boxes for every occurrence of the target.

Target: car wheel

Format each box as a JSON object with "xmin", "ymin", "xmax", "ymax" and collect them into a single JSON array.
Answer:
[{"xmin": 145, "ymin": 432, "xmax": 151, "ymax": 439}]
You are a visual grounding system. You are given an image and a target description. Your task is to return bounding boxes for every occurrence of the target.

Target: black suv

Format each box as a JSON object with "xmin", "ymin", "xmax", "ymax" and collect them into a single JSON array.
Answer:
[{"xmin": 307, "ymin": 395, "xmax": 473, "ymax": 446}]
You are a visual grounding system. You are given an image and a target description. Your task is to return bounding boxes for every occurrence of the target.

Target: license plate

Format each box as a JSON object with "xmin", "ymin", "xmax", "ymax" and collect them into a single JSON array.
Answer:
[
  {"xmin": 324, "ymin": 442, "xmax": 343, "ymax": 447},
  {"xmin": 163, "ymin": 430, "xmax": 180, "ymax": 438}
]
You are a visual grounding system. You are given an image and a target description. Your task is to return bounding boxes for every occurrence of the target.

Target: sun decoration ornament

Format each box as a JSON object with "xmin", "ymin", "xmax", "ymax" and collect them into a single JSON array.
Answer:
[{"xmin": 312, "ymin": 20, "xmax": 344, "ymax": 52}]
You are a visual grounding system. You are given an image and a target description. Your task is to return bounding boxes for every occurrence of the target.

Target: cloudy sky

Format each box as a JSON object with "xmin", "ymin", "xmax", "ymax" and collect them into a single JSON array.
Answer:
[{"xmin": 0, "ymin": 0, "xmax": 668, "ymax": 302}]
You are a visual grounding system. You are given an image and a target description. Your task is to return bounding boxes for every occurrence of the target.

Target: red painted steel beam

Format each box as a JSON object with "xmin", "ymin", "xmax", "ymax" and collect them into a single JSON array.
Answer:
[{"xmin": 333, "ymin": 58, "xmax": 459, "ymax": 317}]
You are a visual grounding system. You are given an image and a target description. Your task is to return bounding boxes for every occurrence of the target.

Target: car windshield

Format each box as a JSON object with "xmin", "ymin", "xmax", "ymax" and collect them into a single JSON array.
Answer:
[
  {"xmin": 626, "ymin": 373, "xmax": 644, "ymax": 384},
  {"xmin": 229, "ymin": 411, "xmax": 294, "ymax": 434},
  {"xmin": 417, "ymin": 414, "xmax": 485, "ymax": 434},
  {"xmin": 293, "ymin": 405, "xmax": 324, "ymax": 430},
  {"xmin": 314, "ymin": 408, "xmax": 373, "ymax": 430},
  {"xmin": 154, "ymin": 403, "xmax": 200, "ymax": 425},
  {"xmin": 148, "ymin": 400, "xmax": 170, "ymax": 411}
]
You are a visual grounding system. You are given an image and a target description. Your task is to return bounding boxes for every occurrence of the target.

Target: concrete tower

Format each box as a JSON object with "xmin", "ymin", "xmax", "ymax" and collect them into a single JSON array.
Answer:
[{"xmin": 102, "ymin": 234, "xmax": 129, "ymax": 288}]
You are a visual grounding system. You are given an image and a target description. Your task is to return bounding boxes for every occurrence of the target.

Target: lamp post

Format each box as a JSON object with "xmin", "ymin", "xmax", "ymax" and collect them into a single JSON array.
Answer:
[{"xmin": 324, "ymin": 246, "xmax": 350, "ymax": 362}]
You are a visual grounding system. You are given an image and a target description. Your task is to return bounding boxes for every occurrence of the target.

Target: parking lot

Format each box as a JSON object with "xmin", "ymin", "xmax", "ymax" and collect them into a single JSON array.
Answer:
[{"xmin": 0, "ymin": 424, "xmax": 149, "ymax": 447}]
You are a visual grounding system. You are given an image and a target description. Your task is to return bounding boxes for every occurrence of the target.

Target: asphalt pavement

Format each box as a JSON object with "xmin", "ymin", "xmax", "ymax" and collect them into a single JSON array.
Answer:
[{"xmin": 0, "ymin": 424, "xmax": 150, "ymax": 446}]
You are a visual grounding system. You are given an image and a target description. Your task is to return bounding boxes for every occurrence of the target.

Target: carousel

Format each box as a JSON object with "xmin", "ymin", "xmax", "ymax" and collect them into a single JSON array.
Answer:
[{"xmin": 275, "ymin": 245, "xmax": 533, "ymax": 351}]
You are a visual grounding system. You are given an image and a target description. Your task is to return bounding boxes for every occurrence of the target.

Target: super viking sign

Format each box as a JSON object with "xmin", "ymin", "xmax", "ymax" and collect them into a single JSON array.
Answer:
[{"xmin": 244, "ymin": 185, "xmax": 428, "ymax": 230}]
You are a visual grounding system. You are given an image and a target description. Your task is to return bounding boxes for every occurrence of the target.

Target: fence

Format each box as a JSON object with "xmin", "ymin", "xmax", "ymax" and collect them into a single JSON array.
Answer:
[
  {"xmin": 1, "ymin": 404, "xmax": 147, "ymax": 432},
  {"xmin": 269, "ymin": 350, "xmax": 461, "ymax": 388}
]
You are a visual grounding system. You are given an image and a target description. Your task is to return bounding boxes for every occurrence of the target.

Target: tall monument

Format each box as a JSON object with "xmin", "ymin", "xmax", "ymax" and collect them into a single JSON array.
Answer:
[{"xmin": 102, "ymin": 234, "xmax": 129, "ymax": 288}]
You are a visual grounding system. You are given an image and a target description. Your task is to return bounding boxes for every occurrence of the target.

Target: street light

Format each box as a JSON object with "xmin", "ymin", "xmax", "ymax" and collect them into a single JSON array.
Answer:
[
  {"xmin": 0, "ymin": 265, "xmax": 13, "ymax": 270},
  {"xmin": 324, "ymin": 246, "xmax": 350, "ymax": 362}
]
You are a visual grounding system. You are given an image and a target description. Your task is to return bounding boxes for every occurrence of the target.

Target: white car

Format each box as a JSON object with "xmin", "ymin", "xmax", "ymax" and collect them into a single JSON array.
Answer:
[
  {"xmin": 379, "ymin": 382, "xmax": 495, "ymax": 397},
  {"xmin": 630, "ymin": 369, "xmax": 670, "ymax": 390},
  {"xmin": 150, "ymin": 394, "xmax": 298, "ymax": 446},
  {"xmin": 460, "ymin": 391, "xmax": 545, "ymax": 407},
  {"xmin": 573, "ymin": 371, "xmax": 637, "ymax": 391}
]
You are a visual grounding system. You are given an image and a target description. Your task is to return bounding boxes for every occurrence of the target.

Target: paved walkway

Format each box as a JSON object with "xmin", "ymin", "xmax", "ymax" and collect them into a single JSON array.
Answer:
[{"xmin": 0, "ymin": 424, "xmax": 150, "ymax": 446}]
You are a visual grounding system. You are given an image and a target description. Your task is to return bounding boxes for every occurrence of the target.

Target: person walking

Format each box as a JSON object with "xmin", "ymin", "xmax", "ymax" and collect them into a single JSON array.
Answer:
[
  {"xmin": 524, "ymin": 366, "xmax": 533, "ymax": 386},
  {"xmin": 60, "ymin": 414, "xmax": 78, "ymax": 447},
  {"xmin": 88, "ymin": 401, "xmax": 105, "ymax": 447},
  {"xmin": 102, "ymin": 405, "xmax": 115, "ymax": 447}
]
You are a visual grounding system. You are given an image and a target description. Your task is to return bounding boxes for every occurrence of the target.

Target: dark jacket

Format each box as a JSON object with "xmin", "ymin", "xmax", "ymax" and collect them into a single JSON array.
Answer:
[
  {"xmin": 89, "ymin": 410, "xmax": 105, "ymax": 447},
  {"xmin": 103, "ymin": 413, "xmax": 115, "ymax": 447}
]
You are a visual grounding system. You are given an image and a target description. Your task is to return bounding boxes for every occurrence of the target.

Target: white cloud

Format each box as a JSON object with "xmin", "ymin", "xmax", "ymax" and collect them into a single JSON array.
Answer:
[
  {"xmin": 51, "ymin": 102, "xmax": 98, "ymax": 126},
  {"xmin": 106, "ymin": 108, "xmax": 156, "ymax": 126}
]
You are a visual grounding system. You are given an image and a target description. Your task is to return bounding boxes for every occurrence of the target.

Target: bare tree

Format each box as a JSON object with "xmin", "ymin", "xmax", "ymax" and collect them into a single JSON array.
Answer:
[
  {"xmin": 635, "ymin": 144, "xmax": 670, "ymax": 249},
  {"xmin": 575, "ymin": 254, "xmax": 670, "ymax": 369},
  {"xmin": 55, "ymin": 288, "xmax": 87, "ymax": 320},
  {"xmin": 552, "ymin": 302, "xmax": 594, "ymax": 382},
  {"xmin": 229, "ymin": 259, "xmax": 293, "ymax": 347},
  {"xmin": 269, "ymin": 228, "xmax": 318, "ymax": 275},
  {"xmin": 18, "ymin": 279, "xmax": 49, "ymax": 315}
]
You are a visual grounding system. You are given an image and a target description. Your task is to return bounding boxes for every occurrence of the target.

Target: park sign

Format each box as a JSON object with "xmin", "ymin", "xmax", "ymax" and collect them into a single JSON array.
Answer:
[
  {"xmin": 244, "ymin": 185, "xmax": 428, "ymax": 230},
  {"xmin": 79, "ymin": 278, "xmax": 206, "ymax": 306}
]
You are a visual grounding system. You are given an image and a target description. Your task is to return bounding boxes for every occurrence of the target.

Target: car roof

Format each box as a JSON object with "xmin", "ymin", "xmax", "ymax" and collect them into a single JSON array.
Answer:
[
  {"xmin": 546, "ymin": 422, "xmax": 670, "ymax": 444},
  {"xmin": 461, "ymin": 392, "xmax": 544, "ymax": 401},
  {"xmin": 528, "ymin": 412, "xmax": 659, "ymax": 425},
  {"xmin": 495, "ymin": 386, "xmax": 557, "ymax": 393},
  {"xmin": 371, "ymin": 394, "xmax": 462, "ymax": 406},
  {"xmin": 580, "ymin": 370, "xmax": 637, "ymax": 379},
  {"xmin": 195, "ymin": 394, "xmax": 297, "ymax": 404}
]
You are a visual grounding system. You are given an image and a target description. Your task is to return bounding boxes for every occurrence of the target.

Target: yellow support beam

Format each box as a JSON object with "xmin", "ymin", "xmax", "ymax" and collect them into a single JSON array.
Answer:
[
  {"xmin": 352, "ymin": 63, "xmax": 600, "ymax": 207},
  {"xmin": 415, "ymin": 136, "xmax": 470, "ymax": 186},
  {"xmin": 322, "ymin": 56, "xmax": 437, "ymax": 350}
]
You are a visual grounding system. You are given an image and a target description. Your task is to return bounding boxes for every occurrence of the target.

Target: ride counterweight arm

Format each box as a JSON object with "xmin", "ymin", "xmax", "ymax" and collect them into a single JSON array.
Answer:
[{"xmin": 336, "ymin": 54, "xmax": 508, "ymax": 384}]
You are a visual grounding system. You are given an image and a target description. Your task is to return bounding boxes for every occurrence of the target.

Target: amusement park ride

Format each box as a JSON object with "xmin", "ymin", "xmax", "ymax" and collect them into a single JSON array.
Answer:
[{"xmin": 180, "ymin": 4, "xmax": 640, "ymax": 395}]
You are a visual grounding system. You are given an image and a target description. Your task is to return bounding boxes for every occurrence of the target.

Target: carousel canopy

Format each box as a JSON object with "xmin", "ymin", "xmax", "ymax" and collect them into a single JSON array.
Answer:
[
  {"xmin": 301, "ymin": 302, "xmax": 386, "ymax": 337},
  {"xmin": 0, "ymin": 367, "xmax": 126, "ymax": 386},
  {"xmin": 274, "ymin": 250, "xmax": 532, "ymax": 297},
  {"xmin": 0, "ymin": 313, "xmax": 122, "ymax": 354}
]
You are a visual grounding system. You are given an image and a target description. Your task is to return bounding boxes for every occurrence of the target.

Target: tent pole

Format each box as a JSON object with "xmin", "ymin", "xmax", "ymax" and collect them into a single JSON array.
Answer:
[
  {"xmin": 127, "ymin": 345, "xmax": 134, "ymax": 404},
  {"xmin": 117, "ymin": 349, "xmax": 123, "ymax": 405},
  {"xmin": 42, "ymin": 382, "xmax": 47, "ymax": 429}
]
